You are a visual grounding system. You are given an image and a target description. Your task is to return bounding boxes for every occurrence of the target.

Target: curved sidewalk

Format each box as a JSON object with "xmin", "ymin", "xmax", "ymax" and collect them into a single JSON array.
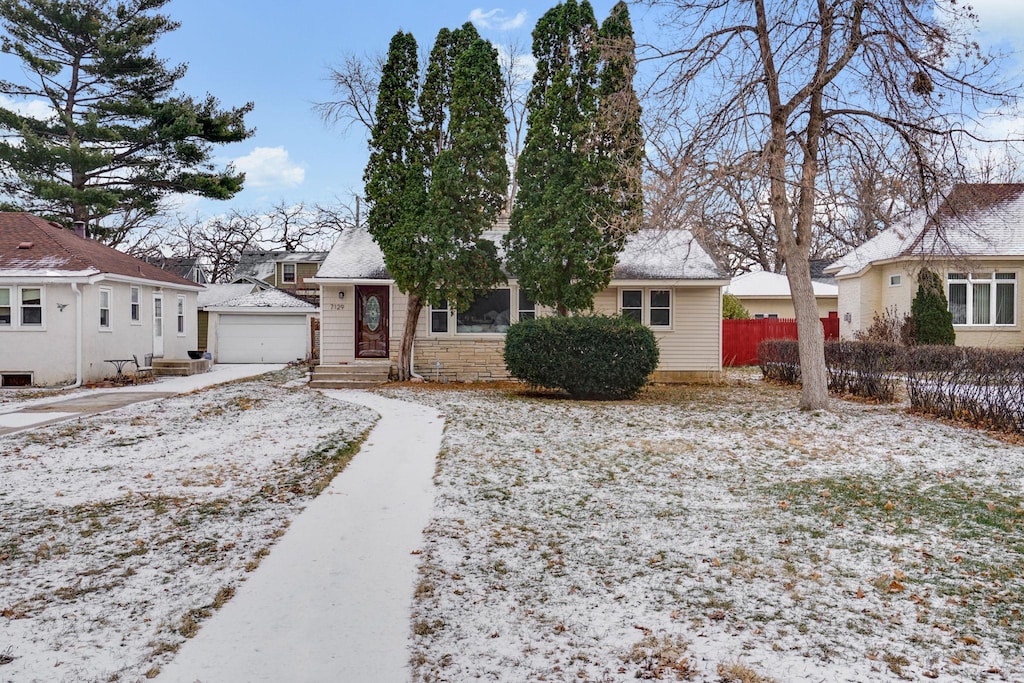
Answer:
[{"xmin": 158, "ymin": 390, "xmax": 444, "ymax": 683}]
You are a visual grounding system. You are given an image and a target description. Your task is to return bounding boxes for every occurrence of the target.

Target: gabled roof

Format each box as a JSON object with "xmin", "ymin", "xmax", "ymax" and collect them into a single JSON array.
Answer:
[
  {"xmin": 726, "ymin": 270, "xmax": 838, "ymax": 298},
  {"xmin": 143, "ymin": 255, "xmax": 210, "ymax": 284},
  {"xmin": 233, "ymin": 249, "xmax": 329, "ymax": 281},
  {"xmin": 314, "ymin": 225, "xmax": 728, "ymax": 282},
  {"xmin": 827, "ymin": 184, "xmax": 1024, "ymax": 277},
  {"xmin": 206, "ymin": 287, "xmax": 316, "ymax": 311},
  {"xmin": 198, "ymin": 283, "xmax": 259, "ymax": 308},
  {"xmin": 0, "ymin": 212, "xmax": 197, "ymax": 287}
]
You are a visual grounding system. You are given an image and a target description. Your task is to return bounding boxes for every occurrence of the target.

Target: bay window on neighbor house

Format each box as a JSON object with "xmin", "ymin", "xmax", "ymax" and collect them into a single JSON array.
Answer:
[
  {"xmin": 99, "ymin": 287, "xmax": 112, "ymax": 329},
  {"xmin": 130, "ymin": 286, "xmax": 141, "ymax": 323},
  {"xmin": 430, "ymin": 287, "xmax": 536, "ymax": 334},
  {"xmin": 620, "ymin": 288, "xmax": 672, "ymax": 328},
  {"xmin": 947, "ymin": 272, "xmax": 1016, "ymax": 326}
]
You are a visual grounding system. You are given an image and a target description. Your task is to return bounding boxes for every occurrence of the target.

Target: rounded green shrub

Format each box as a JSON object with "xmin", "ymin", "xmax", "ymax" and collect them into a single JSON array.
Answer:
[{"xmin": 504, "ymin": 314, "xmax": 660, "ymax": 399}]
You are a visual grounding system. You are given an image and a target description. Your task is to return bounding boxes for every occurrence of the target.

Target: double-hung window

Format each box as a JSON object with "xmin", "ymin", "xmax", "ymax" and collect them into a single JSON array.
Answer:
[
  {"xmin": 430, "ymin": 299, "xmax": 450, "ymax": 333},
  {"xmin": 518, "ymin": 291, "xmax": 536, "ymax": 321},
  {"xmin": 282, "ymin": 263, "xmax": 297, "ymax": 284},
  {"xmin": 20, "ymin": 287, "xmax": 42, "ymax": 327},
  {"xmin": 176, "ymin": 295, "xmax": 186, "ymax": 335},
  {"xmin": 130, "ymin": 286, "xmax": 141, "ymax": 323},
  {"xmin": 99, "ymin": 287, "xmax": 112, "ymax": 330},
  {"xmin": 0, "ymin": 287, "xmax": 10, "ymax": 326},
  {"xmin": 620, "ymin": 289, "xmax": 672, "ymax": 328},
  {"xmin": 948, "ymin": 272, "xmax": 1016, "ymax": 326}
]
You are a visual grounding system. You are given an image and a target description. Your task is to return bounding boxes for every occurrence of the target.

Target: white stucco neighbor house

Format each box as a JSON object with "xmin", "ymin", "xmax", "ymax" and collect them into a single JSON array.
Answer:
[
  {"xmin": 309, "ymin": 219, "xmax": 730, "ymax": 385},
  {"xmin": 0, "ymin": 213, "xmax": 201, "ymax": 387},
  {"xmin": 825, "ymin": 183, "xmax": 1024, "ymax": 348}
]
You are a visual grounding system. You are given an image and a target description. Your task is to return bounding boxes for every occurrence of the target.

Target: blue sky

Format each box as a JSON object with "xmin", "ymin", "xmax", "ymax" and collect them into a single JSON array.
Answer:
[
  {"xmin": 4, "ymin": 1, "xmax": 1023, "ymax": 222},
  {"xmin": 157, "ymin": 1, "xmax": 626, "ymax": 219}
]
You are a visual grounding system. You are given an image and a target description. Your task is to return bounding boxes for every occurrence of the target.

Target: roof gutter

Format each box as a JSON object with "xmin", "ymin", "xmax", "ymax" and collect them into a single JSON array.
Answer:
[{"xmin": 64, "ymin": 282, "xmax": 84, "ymax": 390}]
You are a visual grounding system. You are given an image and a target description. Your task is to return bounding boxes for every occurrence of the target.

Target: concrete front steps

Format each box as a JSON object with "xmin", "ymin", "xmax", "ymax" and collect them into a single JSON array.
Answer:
[
  {"xmin": 153, "ymin": 358, "xmax": 211, "ymax": 376},
  {"xmin": 309, "ymin": 362, "xmax": 391, "ymax": 389}
]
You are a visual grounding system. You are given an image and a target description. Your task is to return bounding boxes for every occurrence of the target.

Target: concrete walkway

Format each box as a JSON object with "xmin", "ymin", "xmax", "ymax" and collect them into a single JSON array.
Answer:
[
  {"xmin": 0, "ymin": 364, "xmax": 285, "ymax": 436},
  {"xmin": 158, "ymin": 390, "xmax": 444, "ymax": 683}
]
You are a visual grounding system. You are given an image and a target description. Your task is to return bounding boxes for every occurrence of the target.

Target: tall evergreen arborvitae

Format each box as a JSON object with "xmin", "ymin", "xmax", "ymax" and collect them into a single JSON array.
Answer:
[
  {"xmin": 363, "ymin": 27, "xmax": 508, "ymax": 380},
  {"xmin": 912, "ymin": 268, "xmax": 956, "ymax": 345},
  {"xmin": 0, "ymin": 0, "xmax": 252, "ymax": 244},
  {"xmin": 504, "ymin": 0, "xmax": 644, "ymax": 315}
]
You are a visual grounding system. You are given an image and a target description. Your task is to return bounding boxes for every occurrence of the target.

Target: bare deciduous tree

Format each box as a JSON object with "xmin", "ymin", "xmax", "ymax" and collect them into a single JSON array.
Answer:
[{"xmin": 642, "ymin": 0, "xmax": 1018, "ymax": 409}]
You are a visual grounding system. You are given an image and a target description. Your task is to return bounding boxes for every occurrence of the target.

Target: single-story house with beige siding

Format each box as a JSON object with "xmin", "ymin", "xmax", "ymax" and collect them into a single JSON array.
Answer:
[
  {"xmin": 310, "ymin": 219, "xmax": 729, "ymax": 384},
  {"xmin": 0, "ymin": 213, "xmax": 200, "ymax": 386},
  {"xmin": 725, "ymin": 270, "xmax": 838, "ymax": 319},
  {"xmin": 825, "ymin": 183, "xmax": 1024, "ymax": 348}
]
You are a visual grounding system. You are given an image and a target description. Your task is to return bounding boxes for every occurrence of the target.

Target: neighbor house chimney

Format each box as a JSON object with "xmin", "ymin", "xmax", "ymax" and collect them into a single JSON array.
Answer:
[{"xmin": 73, "ymin": 221, "xmax": 86, "ymax": 238}]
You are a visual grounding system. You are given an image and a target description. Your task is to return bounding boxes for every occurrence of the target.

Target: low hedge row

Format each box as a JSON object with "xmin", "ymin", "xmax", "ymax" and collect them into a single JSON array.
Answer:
[{"xmin": 757, "ymin": 339, "xmax": 1024, "ymax": 433}]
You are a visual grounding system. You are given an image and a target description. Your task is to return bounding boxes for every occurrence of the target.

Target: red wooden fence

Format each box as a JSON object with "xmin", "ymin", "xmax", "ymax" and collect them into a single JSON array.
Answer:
[{"xmin": 723, "ymin": 315, "xmax": 840, "ymax": 366}]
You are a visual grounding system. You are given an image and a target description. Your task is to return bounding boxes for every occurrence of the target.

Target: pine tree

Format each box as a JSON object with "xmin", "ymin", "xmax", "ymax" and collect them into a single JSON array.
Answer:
[
  {"xmin": 0, "ymin": 0, "xmax": 252, "ymax": 244},
  {"xmin": 911, "ymin": 268, "xmax": 955, "ymax": 345},
  {"xmin": 364, "ymin": 27, "xmax": 508, "ymax": 380},
  {"xmin": 505, "ymin": 1, "xmax": 644, "ymax": 315}
]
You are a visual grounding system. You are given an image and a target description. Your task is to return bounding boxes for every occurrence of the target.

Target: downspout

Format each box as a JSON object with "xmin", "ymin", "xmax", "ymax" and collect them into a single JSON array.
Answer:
[
  {"xmin": 409, "ymin": 338, "xmax": 424, "ymax": 381},
  {"xmin": 64, "ymin": 282, "xmax": 83, "ymax": 389}
]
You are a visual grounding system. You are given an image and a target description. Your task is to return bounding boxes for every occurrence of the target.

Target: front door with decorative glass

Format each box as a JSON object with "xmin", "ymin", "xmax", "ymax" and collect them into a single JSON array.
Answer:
[{"xmin": 355, "ymin": 285, "xmax": 389, "ymax": 358}]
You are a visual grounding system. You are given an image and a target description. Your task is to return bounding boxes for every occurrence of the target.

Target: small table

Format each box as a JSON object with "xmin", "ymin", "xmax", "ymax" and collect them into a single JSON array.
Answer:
[{"xmin": 104, "ymin": 359, "xmax": 134, "ymax": 384}]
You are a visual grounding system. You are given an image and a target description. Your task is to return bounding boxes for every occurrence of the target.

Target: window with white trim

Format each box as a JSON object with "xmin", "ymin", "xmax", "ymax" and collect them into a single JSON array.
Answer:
[
  {"xmin": 889, "ymin": 274, "xmax": 902, "ymax": 287},
  {"xmin": 518, "ymin": 291, "xmax": 536, "ymax": 321},
  {"xmin": 457, "ymin": 289, "xmax": 511, "ymax": 333},
  {"xmin": 99, "ymin": 287, "xmax": 112, "ymax": 329},
  {"xmin": 430, "ymin": 299, "xmax": 450, "ymax": 333},
  {"xmin": 282, "ymin": 263, "xmax": 297, "ymax": 284},
  {"xmin": 20, "ymin": 287, "xmax": 42, "ymax": 327},
  {"xmin": 620, "ymin": 288, "xmax": 673, "ymax": 328},
  {"xmin": 0, "ymin": 287, "xmax": 10, "ymax": 326},
  {"xmin": 948, "ymin": 272, "xmax": 1016, "ymax": 326},
  {"xmin": 621, "ymin": 290, "xmax": 643, "ymax": 322},
  {"xmin": 176, "ymin": 295, "xmax": 186, "ymax": 335},
  {"xmin": 649, "ymin": 290, "xmax": 671, "ymax": 327},
  {"xmin": 130, "ymin": 286, "xmax": 141, "ymax": 323}
]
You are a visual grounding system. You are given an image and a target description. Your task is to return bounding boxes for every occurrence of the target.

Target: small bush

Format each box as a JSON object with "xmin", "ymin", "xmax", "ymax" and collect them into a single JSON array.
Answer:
[
  {"xmin": 504, "ymin": 314, "xmax": 659, "ymax": 399},
  {"xmin": 854, "ymin": 306, "xmax": 915, "ymax": 346},
  {"xmin": 722, "ymin": 293, "xmax": 750, "ymax": 319}
]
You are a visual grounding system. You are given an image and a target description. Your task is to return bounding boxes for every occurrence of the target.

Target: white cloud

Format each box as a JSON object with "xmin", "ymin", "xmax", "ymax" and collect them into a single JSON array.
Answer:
[
  {"xmin": 0, "ymin": 95, "xmax": 55, "ymax": 121},
  {"xmin": 469, "ymin": 8, "xmax": 528, "ymax": 31},
  {"xmin": 232, "ymin": 147, "xmax": 305, "ymax": 189}
]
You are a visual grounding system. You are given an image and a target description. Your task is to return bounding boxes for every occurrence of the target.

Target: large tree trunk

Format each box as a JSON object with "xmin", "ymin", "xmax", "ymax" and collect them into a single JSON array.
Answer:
[
  {"xmin": 785, "ymin": 254, "xmax": 830, "ymax": 410},
  {"xmin": 396, "ymin": 293, "xmax": 423, "ymax": 381}
]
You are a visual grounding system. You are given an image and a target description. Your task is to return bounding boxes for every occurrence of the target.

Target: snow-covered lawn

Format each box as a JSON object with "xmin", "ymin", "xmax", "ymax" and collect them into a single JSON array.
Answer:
[
  {"xmin": 0, "ymin": 368, "xmax": 377, "ymax": 682},
  {"xmin": 388, "ymin": 375, "xmax": 1024, "ymax": 682}
]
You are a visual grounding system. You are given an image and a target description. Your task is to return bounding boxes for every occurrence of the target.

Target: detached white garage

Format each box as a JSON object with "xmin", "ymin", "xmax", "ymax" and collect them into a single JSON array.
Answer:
[{"xmin": 205, "ymin": 289, "xmax": 317, "ymax": 364}]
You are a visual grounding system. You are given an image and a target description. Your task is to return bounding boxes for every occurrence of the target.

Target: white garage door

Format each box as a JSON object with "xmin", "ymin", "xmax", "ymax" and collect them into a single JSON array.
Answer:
[{"xmin": 218, "ymin": 314, "xmax": 307, "ymax": 363}]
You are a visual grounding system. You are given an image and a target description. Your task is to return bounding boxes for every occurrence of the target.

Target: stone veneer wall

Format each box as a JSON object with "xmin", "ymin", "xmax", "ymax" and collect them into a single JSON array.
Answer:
[{"xmin": 397, "ymin": 337, "xmax": 510, "ymax": 382}]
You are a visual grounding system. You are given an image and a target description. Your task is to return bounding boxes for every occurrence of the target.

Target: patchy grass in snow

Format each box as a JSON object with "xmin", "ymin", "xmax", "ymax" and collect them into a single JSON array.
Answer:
[
  {"xmin": 384, "ymin": 372, "xmax": 1024, "ymax": 682},
  {"xmin": 0, "ymin": 368, "xmax": 376, "ymax": 683}
]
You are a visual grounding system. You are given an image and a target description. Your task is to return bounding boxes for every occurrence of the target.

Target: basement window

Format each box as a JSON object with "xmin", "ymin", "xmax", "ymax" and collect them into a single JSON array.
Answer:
[{"xmin": 1, "ymin": 373, "xmax": 32, "ymax": 387}]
